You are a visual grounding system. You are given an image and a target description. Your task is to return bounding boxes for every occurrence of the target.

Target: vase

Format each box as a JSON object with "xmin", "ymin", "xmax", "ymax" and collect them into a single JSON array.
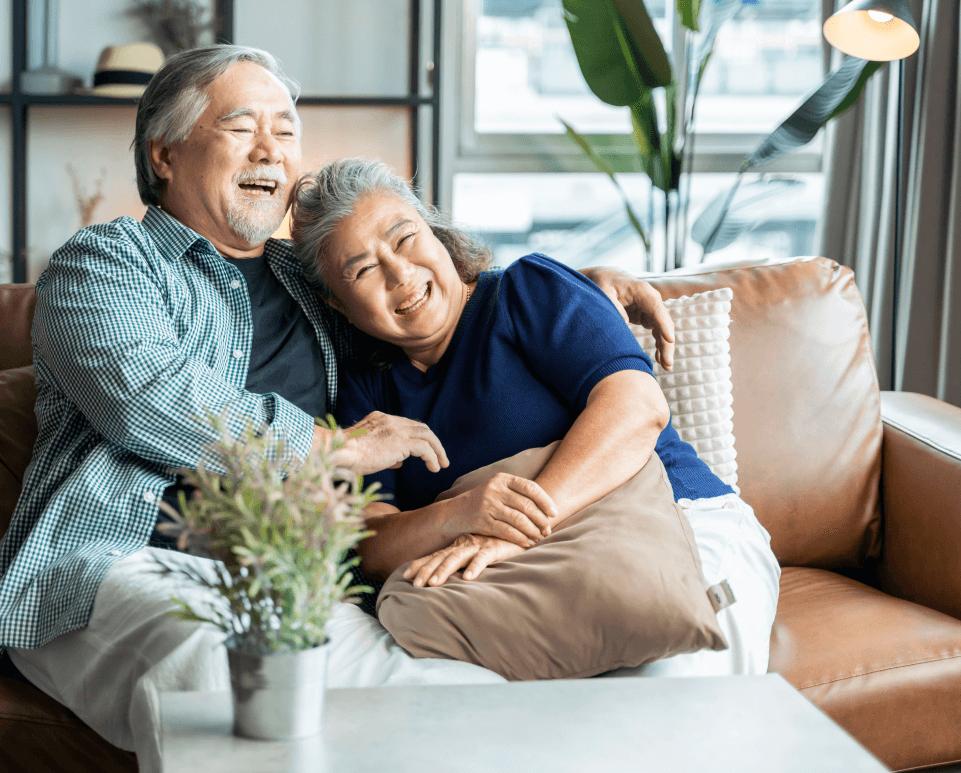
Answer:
[{"xmin": 227, "ymin": 643, "xmax": 329, "ymax": 740}]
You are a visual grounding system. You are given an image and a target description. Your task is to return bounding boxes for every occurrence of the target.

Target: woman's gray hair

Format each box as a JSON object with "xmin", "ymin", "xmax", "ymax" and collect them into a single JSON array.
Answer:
[
  {"xmin": 133, "ymin": 45, "xmax": 300, "ymax": 206},
  {"xmin": 290, "ymin": 158, "xmax": 492, "ymax": 298}
]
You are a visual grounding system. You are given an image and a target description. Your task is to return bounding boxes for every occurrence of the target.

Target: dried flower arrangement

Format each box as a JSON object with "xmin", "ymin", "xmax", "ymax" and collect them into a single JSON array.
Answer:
[
  {"xmin": 129, "ymin": 0, "xmax": 217, "ymax": 55},
  {"xmin": 66, "ymin": 164, "xmax": 106, "ymax": 228}
]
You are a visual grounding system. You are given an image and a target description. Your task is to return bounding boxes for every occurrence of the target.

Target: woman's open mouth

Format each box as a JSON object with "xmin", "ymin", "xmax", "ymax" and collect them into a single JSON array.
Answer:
[{"xmin": 395, "ymin": 282, "xmax": 432, "ymax": 316}]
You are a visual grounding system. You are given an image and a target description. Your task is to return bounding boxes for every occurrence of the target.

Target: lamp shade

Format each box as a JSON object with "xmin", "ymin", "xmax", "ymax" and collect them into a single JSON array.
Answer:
[{"xmin": 823, "ymin": 0, "xmax": 919, "ymax": 61}]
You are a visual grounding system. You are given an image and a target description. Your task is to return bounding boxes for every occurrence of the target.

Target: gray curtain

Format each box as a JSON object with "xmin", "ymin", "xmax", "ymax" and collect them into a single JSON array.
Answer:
[{"xmin": 818, "ymin": 0, "xmax": 961, "ymax": 405}]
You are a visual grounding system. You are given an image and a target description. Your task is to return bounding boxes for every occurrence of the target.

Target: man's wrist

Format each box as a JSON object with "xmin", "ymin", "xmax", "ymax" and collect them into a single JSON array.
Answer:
[{"xmin": 310, "ymin": 422, "xmax": 337, "ymax": 456}]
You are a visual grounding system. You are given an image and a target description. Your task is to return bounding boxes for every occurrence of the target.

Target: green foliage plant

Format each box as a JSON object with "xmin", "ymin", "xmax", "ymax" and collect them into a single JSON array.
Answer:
[
  {"xmin": 152, "ymin": 414, "xmax": 377, "ymax": 656},
  {"xmin": 561, "ymin": 0, "xmax": 882, "ymax": 268}
]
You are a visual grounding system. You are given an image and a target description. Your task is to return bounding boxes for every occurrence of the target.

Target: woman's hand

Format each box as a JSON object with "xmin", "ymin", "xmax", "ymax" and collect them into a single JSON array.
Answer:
[
  {"xmin": 447, "ymin": 473, "xmax": 558, "ymax": 547},
  {"xmin": 403, "ymin": 534, "xmax": 526, "ymax": 587}
]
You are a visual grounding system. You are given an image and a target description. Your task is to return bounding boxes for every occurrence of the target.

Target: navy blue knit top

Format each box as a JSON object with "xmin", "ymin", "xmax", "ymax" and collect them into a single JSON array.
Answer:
[{"xmin": 336, "ymin": 254, "xmax": 733, "ymax": 509}]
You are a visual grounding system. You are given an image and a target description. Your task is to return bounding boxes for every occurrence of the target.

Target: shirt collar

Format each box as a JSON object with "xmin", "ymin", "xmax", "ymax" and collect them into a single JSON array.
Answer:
[
  {"xmin": 141, "ymin": 205, "xmax": 209, "ymax": 262},
  {"xmin": 142, "ymin": 206, "xmax": 307, "ymax": 278},
  {"xmin": 264, "ymin": 238, "xmax": 301, "ymax": 273}
]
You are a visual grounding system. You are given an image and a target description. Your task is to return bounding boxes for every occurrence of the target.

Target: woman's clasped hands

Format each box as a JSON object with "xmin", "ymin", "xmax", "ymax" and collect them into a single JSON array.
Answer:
[{"xmin": 404, "ymin": 473, "xmax": 558, "ymax": 588}]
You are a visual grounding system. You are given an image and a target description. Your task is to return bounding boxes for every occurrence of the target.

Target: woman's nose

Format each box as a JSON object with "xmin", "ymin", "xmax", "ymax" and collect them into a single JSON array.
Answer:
[{"xmin": 382, "ymin": 253, "xmax": 416, "ymax": 288}]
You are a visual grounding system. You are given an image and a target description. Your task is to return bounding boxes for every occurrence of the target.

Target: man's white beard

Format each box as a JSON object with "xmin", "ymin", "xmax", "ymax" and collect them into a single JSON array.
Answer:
[{"xmin": 226, "ymin": 198, "xmax": 286, "ymax": 245}]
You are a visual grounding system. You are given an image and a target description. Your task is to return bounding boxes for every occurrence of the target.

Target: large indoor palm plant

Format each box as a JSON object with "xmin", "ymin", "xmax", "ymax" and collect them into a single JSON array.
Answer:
[{"xmin": 561, "ymin": 0, "xmax": 882, "ymax": 269}]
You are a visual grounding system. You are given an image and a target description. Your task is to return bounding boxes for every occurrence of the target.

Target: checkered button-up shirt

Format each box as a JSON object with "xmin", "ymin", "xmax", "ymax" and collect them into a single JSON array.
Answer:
[{"xmin": 0, "ymin": 206, "xmax": 349, "ymax": 650}]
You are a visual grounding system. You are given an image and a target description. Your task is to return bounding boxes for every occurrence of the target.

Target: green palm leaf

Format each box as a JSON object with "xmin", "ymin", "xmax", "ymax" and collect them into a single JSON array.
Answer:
[
  {"xmin": 563, "ymin": 0, "xmax": 671, "ymax": 107},
  {"xmin": 677, "ymin": 0, "xmax": 702, "ymax": 31},
  {"xmin": 694, "ymin": 55, "xmax": 883, "ymax": 253},
  {"xmin": 559, "ymin": 118, "xmax": 651, "ymax": 253}
]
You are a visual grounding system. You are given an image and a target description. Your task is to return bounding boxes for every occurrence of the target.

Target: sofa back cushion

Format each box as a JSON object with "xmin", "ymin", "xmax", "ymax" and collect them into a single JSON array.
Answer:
[
  {"xmin": 0, "ymin": 284, "xmax": 36, "ymax": 370},
  {"xmin": 649, "ymin": 257, "xmax": 881, "ymax": 568},
  {"xmin": 0, "ymin": 367, "xmax": 37, "ymax": 535}
]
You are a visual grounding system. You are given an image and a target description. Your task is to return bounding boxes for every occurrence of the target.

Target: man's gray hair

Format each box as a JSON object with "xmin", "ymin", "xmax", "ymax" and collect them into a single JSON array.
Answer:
[
  {"xmin": 290, "ymin": 158, "xmax": 491, "ymax": 298},
  {"xmin": 133, "ymin": 45, "xmax": 300, "ymax": 206}
]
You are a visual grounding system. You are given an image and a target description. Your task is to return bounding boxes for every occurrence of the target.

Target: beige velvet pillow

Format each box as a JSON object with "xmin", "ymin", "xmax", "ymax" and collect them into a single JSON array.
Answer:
[{"xmin": 377, "ymin": 444, "xmax": 727, "ymax": 681}]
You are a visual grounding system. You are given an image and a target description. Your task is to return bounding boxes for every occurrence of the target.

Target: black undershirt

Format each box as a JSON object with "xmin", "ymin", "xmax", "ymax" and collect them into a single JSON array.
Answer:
[{"xmin": 152, "ymin": 254, "xmax": 328, "ymax": 545}]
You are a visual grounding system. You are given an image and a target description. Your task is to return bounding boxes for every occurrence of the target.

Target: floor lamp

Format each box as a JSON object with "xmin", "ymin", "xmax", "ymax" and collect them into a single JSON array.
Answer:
[{"xmin": 823, "ymin": 0, "xmax": 920, "ymax": 391}]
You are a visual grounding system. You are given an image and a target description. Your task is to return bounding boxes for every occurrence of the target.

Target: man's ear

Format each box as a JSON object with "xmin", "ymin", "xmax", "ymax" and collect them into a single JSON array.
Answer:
[{"xmin": 148, "ymin": 140, "xmax": 174, "ymax": 184}]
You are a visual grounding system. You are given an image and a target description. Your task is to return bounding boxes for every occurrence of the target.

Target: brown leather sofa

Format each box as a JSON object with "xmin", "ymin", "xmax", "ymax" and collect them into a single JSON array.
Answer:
[{"xmin": 1, "ymin": 256, "xmax": 960, "ymax": 771}]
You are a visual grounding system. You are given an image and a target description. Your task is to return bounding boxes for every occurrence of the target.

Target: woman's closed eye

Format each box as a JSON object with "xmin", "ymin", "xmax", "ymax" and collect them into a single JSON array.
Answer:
[
  {"xmin": 396, "ymin": 232, "xmax": 416, "ymax": 250},
  {"xmin": 355, "ymin": 263, "xmax": 378, "ymax": 279}
]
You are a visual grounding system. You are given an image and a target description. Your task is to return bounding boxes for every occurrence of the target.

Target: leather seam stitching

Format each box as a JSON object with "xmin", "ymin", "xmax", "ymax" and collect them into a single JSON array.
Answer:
[
  {"xmin": 796, "ymin": 651, "xmax": 961, "ymax": 690},
  {"xmin": 883, "ymin": 418, "xmax": 961, "ymax": 463}
]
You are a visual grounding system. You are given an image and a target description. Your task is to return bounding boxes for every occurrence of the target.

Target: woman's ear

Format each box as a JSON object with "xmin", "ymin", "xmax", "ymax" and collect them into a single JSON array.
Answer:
[{"xmin": 324, "ymin": 293, "xmax": 349, "ymax": 321}]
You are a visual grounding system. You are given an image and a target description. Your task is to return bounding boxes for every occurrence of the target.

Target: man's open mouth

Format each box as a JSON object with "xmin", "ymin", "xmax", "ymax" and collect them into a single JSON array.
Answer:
[
  {"xmin": 395, "ymin": 282, "xmax": 432, "ymax": 315},
  {"xmin": 237, "ymin": 180, "xmax": 279, "ymax": 195}
]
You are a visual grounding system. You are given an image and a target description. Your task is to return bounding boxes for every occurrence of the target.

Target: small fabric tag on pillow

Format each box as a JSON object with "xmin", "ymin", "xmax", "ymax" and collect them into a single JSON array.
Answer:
[
  {"xmin": 707, "ymin": 579, "xmax": 736, "ymax": 612},
  {"xmin": 632, "ymin": 286, "xmax": 739, "ymax": 491}
]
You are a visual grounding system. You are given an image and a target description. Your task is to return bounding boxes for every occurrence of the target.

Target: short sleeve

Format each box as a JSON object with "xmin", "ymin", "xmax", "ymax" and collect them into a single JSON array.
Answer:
[
  {"xmin": 501, "ymin": 254, "xmax": 653, "ymax": 411},
  {"xmin": 334, "ymin": 367, "xmax": 397, "ymax": 502}
]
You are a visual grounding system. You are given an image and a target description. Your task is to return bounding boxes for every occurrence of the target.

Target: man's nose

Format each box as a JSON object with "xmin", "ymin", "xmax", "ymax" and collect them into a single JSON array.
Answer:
[{"xmin": 249, "ymin": 130, "xmax": 283, "ymax": 165}]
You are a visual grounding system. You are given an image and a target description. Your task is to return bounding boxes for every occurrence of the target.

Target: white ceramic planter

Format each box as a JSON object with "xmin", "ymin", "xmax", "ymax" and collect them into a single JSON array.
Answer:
[{"xmin": 228, "ymin": 643, "xmax": 329, "ymax": 740}]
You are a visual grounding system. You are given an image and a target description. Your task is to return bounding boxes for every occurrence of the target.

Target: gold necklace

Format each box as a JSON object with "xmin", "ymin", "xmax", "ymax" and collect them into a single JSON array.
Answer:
[{"xmin": 466, "ymin": 283, "xmax": 474, "ymax": 303}]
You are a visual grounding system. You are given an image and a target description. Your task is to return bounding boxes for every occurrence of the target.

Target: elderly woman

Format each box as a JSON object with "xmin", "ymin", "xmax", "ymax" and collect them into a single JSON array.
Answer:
[{"xmin": 291, "ymin": 158, "xmax": 780, "ymax": 676}]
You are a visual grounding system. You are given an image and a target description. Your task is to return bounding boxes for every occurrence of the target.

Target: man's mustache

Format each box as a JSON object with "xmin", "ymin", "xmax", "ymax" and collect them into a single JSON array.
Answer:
[{"xmin": 234, "ymin": 168, "xmax": 289, "ymax": 186}]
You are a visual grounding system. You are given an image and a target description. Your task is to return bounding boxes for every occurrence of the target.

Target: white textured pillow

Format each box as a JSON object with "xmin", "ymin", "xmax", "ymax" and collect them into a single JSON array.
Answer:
[{"xmin": 631, "ymin": 287, "xmax": 739, "ymax": 492}]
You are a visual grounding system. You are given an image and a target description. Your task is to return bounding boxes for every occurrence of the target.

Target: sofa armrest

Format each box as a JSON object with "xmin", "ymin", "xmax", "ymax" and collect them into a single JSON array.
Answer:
[{"xmin": 878, "ymin": 391, "xmax": 961, "ymax": 620}]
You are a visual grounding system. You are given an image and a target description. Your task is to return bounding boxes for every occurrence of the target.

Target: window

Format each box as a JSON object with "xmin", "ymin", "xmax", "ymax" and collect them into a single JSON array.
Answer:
[{"xmin": 441, "ymin": 0, "xmax": 825, "ymax": 273}]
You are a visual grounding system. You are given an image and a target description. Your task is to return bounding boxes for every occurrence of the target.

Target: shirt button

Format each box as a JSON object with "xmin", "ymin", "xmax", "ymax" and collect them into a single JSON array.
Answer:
[
  {"xmin": 233, "ymin": 349, "xmax": 244, "ymax": 359},
  {"xmin": 230, "ymin": 279, "xmax": 242, "ymax": 289},
  {"xmin": 143, "ymin": 490, "xmax": 156, "ymax": 503},
  {"xmin": 109, "ymin": 550, "xmax": 122, "ymax": 557}
]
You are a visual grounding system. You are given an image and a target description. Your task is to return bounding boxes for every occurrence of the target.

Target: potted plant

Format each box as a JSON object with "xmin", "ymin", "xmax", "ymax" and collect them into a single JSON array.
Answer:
[{"xmin": 152, "ymin": 415, "xmax": 377, "ymax": 740}]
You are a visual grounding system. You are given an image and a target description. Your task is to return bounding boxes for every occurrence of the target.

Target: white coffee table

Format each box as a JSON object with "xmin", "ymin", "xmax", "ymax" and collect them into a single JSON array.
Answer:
[{"xmin": 160, "ymin": 674, "xmax": 888, "ymax": 772}]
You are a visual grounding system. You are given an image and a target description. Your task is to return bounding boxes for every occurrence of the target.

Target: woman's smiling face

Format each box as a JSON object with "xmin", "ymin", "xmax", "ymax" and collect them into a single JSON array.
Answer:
[{"xmin": 323, "ymin": 191, "xmax": 468, "ymax": 364}]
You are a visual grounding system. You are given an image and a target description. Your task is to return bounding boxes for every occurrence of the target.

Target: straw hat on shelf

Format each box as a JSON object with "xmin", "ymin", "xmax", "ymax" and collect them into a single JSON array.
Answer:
[{"xmin": 88, "ymin": 42, "xmax": 165, "ymax": 97}]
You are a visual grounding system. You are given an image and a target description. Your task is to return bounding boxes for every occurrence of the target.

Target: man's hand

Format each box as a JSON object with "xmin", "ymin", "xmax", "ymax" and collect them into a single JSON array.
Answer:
[
  {"xmin": 580, "ymin": 266, "xmax": 675, "ymax": 370},
  {"xmin": 317, "ymin": 411, "xmax": 450, "ymax": 476},
  {"xmin": 403, "ymin": 534, "xmax": 525, "ymax": 587}
]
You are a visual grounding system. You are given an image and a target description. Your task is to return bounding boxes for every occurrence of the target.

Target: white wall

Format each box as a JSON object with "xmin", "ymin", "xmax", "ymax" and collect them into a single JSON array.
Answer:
[
  {"xmin": 234, "ymin": 0, "xmax": 409, "ymax": 96},
  {"xmin": 26, "ymin": 106, "xmax": 143, "ymax": 280}
]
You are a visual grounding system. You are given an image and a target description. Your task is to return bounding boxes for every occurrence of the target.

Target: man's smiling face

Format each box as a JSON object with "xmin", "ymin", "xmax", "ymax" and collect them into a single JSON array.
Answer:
[{"xmin": 150, "ymin": 61, "xmax": 303, "ymax": 257}]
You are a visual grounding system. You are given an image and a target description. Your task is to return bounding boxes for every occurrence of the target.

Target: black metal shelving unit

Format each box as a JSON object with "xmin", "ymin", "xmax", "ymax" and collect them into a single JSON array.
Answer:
[{"xmin": 4, "ymin": 0, "xmax": 442, "ymax": 283}]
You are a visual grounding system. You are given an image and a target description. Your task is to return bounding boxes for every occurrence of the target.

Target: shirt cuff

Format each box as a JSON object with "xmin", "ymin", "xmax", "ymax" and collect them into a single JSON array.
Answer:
[{"xmin": 269, "ymin": 394, "xmax": 316, "ymax": 463}]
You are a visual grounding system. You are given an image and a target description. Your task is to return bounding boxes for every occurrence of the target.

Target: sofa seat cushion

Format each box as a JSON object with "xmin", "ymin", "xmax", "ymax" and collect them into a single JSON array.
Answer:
[
  {"xmin": 0, "ymin": 670, "xmax": 136, "ymax": 771},
  {"xmin": 769, "ymin": 567, "xmax": 961, "ymax": 771}
]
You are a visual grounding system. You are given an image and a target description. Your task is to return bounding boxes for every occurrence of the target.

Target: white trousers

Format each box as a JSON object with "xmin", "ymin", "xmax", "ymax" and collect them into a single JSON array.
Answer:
[{"xmin": 9, "ymin": 493, "xmax": 779, "ymax": 773}]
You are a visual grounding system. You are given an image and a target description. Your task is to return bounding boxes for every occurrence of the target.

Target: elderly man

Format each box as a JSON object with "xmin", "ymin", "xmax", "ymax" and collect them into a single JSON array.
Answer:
[{"xmin": 0, "ymin": 45, "xmax": 674, "ymax": 771}]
